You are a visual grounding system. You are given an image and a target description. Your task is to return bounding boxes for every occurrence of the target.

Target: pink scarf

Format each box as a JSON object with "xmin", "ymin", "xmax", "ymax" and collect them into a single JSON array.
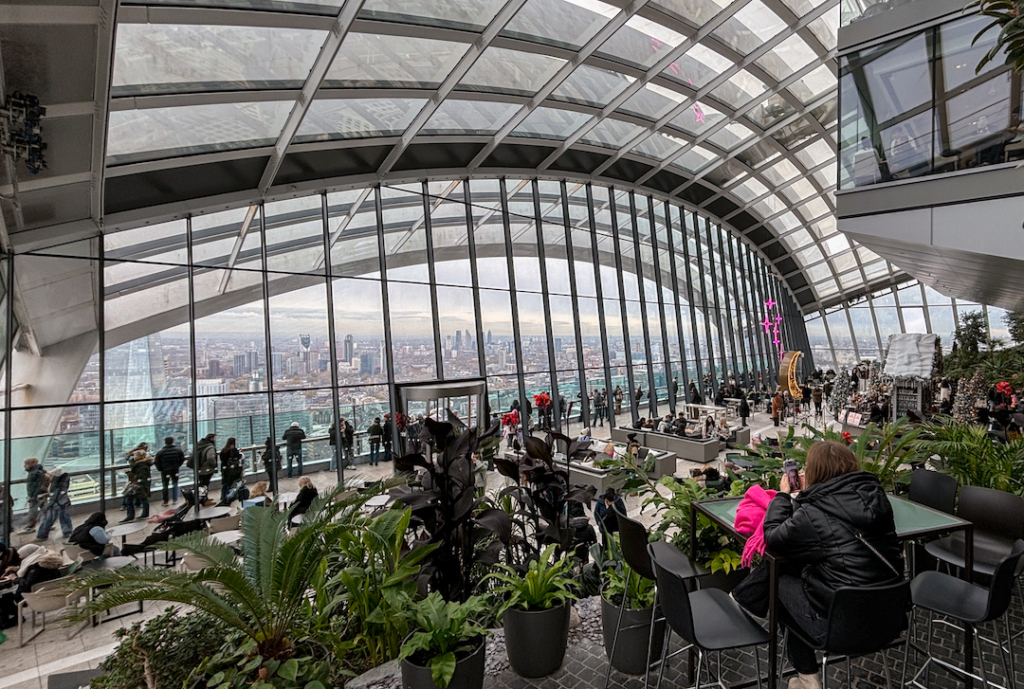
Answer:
[{"xmin": 734, "ymin": 485, "xmax": 778, "ymax": 567}]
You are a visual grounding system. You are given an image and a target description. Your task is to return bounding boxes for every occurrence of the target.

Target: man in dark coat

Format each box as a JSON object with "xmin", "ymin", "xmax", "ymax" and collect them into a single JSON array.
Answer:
[
  {"xmin": 154, "ymin": 436, "xmax": 185, "ymax": 505},
  {"xmin": 282, "ymin": 422, "xmax": 306, "ymax": 478}
]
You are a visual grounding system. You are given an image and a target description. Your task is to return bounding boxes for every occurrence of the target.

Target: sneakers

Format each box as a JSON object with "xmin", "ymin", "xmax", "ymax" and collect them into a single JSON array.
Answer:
[
  {"xmin": 787, "ymin": 674, "xmax": 822, "ymax": 689},
  {"xmin": 118, "ymin": 517, "xmax": 134, "ymax": 524},
  {"xmin": 19, "ymin": 526, "xmax": 35, "ymax": 534},
  {"xmin": 162, "ymin": 501, "xmax": 169, "ymax": 507}
]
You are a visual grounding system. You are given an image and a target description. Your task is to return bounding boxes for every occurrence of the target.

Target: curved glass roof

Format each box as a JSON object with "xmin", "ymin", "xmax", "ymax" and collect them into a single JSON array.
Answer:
[{"xmin": 100, "ymin": 0, "xmax": 905, "ymax": 313}]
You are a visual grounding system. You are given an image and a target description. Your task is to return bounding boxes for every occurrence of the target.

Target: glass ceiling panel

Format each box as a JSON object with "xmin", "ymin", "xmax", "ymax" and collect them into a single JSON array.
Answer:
[
  {"xmin": 360, "ymin": 0, "xmax": 508, "ymax": 31},
  {"xmin": 324, "ymin": 33, "xmax": 468, "ymax": 88},
  {"xmin": 121, "ymin": 0, "xmax": 342, "ymax": 16},
  {"xmin": 421, "ymin": 99, "xmax": 520, "ymax": 135},
  {"xmin": 670, "ymin": 144, "xmax": 716, "ymax": 173},
  {"xmin": 746, "ymin": 92, "xmax": 797, "ymax": 128},
  {"xmin": 503, "ymin": 0, "xmax": 617, "ymax": 50},
  {"xmin": 794, "ymin": 139, "xmax": 834, "ymax": 168},
  {"xmin": 661, "ymin": 43, "xmax": 733, "ymax": 90},
  {"xmin": 788, "ymin": 64, "xmax": 834, "ymax": 104},
  {"xmin": 630, "ymin": 132, "xmax": 686, "ymax": 160},
  {"xmin": 580, "ymin": 117, "xmax": 646, "ymax": 148},
  {"xmin": 670, "ymin": 99, "xmax": 724, "ymax": 136},
  {"xmin": 296, "ymin": 97, "xmax": 426, "ymax": 141},
  {"xmin": 551, "ymin": 65, "xmax": 634, "ymax": 107},
  {"xmin": 112, "ymin": 24, "xmax": 326, "ymax": 95},
  {"xmin": 107, "ymin": 101, "xmax": 291, "ymax": 164},
  {"xmin": 779, "ymin": 176, "xmax": 816, "ymax": 203},
  {"xmin": 756, "ymin": 34, "xmax": 818, "ymax": 82},
  {"xmin": 512, "ymin": 107, "xmax": 591, "ymax": 139},
  {"xmin": 732, "ymin": 177, "xmax": 768, "ymax": 202},
  {"xmin": 710, "ymin": 69, "xmax": 767, "ymax": 109},
  {"xmin": 779, "ymin": 0, "xmax": 829, "ymax": 17},
  {"xmin": 772, "ymin": 116, "xmax": 817, "ymax": 150},
  {"xmin": 712, "ymin": 1, "xmax": 787, "ymax": 55},
  {"xmin": 618, "ymin": 83, "xmax": 687, "ymax": 121},
  {"xmin": 459, "ymin": 47, "xmax": 565, "ymax": 96},
  {"xmin": 707, "ymin": 122, "xmax": 755, "ymax": 150},
  {"xmin": 597, "ymin": 15, "xmax": 687, "ymax": 69},
  {"xmin": 762, "ymin": 157, "xmax": 800, "ymax": 185},
  {"xmin": 649, "ymin": 0, "xmax": 730, "ymax": 27},
  {"xmin": 808, "ymin": 6, "xmax": 840, "ymax": 50}
]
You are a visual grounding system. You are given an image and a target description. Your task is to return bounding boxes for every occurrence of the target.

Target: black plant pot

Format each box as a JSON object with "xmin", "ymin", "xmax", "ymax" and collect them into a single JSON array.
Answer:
[
  {"xmin": 401, "ymin": 637, "xmax": 486, "ymax": 689},
  {"xmin": 503, "ymin": 603, "xmax": 571, "ymax": 678},
  {"xmin": 601, "ymin": 597, "xmax": 666, "ymax": 675}
]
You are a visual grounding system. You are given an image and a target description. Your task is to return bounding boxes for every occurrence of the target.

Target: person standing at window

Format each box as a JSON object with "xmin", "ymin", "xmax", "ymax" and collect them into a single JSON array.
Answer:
[
  {"xmin": 19, "ymin": 458, "xmax": 47, "ymax": 534},
  {"xmin": 35, "ymin": 468, "xmax": 72, "ymax": 541},
  {"xmin": 194, "ymin": 433, "xmax": 219, "ymax": 489},
  {"xmin": 219, "ymin": 437, "xmax": 244, "ymax": 503},
  {"xmin": 154, "ymin": 437, "xmax": 184, "ymax": 506},
  {"xmin": 367, "ymin": 418, "xmax": 384, "ymax": 466},
  {"xmin": 382, "ymin": 413, "xmax": 396, "ymax": 463},
  {"xmin": 283, "ymin": 422, "xmax": 306, "ymax": 478}
]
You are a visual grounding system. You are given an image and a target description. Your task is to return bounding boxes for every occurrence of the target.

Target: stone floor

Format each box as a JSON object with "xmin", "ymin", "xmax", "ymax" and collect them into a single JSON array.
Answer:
[{"xmin": 0, "ymin": 408, "xmax": 844, "ymax": 689}]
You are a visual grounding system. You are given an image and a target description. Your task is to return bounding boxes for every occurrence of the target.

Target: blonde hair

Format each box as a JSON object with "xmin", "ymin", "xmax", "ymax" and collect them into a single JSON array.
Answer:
[
  {"xmin": 24, "ymin": 457, "xmax": 38, "ymax": 468},
  {"xmin": 298, "ymin": 477, "xmax": 314, "ymax": 490},
  {"xmin": 250, "ymin": 481, "xmax": 269, "ymax": 499},
  {"xmin": 804, "ymin": 441, "xmax": 860, "ymax": 487}
]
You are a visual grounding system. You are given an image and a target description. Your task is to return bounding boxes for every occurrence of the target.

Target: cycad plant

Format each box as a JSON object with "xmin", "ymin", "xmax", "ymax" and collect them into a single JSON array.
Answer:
[
  {"xmin": 486, "ymin": 544, "xmax": 578, "ymax": 614},
  {"xmin": 69, "ymin": 484, "xmax": 386, "ymax": 661},
  {"xmin": 918, "ymin": 420, "xmax": 1024, "ymax": 493},
  {"xmin": 968, "ymin": 0, "xmax": 1024, "ymax": 75}
]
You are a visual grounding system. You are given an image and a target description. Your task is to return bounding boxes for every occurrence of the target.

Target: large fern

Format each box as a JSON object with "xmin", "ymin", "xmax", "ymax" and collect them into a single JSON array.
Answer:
[
  {"xmin": 919, "ymin": 420, "xmax": 1024, "ymax": 493},
  {"xmin": 968, "ymin": 0, "xmax": 1024, "ymax": 75},
  {"xmin": 68, "ymin": 483, "xmax": 395, "ymax": 659}
]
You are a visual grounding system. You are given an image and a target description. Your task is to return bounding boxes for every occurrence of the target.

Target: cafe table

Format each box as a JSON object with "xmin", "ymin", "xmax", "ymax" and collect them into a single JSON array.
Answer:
[{"xmin": 690, "ymin": 494, "xmax": 973, "ymax": 689}]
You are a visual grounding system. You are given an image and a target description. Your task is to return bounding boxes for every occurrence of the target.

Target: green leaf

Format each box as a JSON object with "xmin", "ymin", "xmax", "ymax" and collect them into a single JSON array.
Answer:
[
  {"xmin": 278, "ymin": 659, "xmax": 299, "ymax": 681},
  {"xmin": 430, "ymin": 652, "xmax": 458, "ymax": 689},
  {"xmin": 209, "ymin": 672, "xmax": 225, "ymax": 686},
  {"xmin": 304, "ymin": 682, "xmax": 326, "ymax": 689}
]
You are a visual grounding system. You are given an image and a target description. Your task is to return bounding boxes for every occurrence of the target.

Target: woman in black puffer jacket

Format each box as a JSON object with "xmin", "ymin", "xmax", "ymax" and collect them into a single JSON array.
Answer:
[{"xmin": 763, "ymin": 441, "xmax": 902, "ymax": 689}]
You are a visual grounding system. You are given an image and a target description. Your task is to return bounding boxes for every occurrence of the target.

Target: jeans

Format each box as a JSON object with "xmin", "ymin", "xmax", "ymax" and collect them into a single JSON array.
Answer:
[
  {"xmin": 221, "ymin": 471, "xmax": 242, "ymax": 503},
  {"xmin": 198, "ymin": 473, "xmax": 212, "ymax": 488},
  {"xmin": 287, "ymin": 451, "xmax": 303, "ymax": 478},
  {"xmin": 161, "ymin": 472, "xmax": 179, "ymax": 503},
  {"xmin": 369, "ymin": 442, "xmax": 381, "ymax": 465},
  {"xmin": 124, "ymin": 494, "xmax": 149, "ymax": 520},
  {"xmin": 25, "ymin": 494, "xmax": 42, "ymax": 528},
  {"xmin": 36, "ymin": 504, "xmax": 72, "ymax": 539},
  {"xmin": 778, "ymin": 574, "xmax": 828, "ymax": 674},
  {"xmin": 383, "ymin": 442, "xmax": 392, "ymax": 463}
]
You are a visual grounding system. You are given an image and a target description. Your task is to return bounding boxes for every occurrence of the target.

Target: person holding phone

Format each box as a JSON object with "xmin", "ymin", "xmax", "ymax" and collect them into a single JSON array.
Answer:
[{"xmin": 762, "ymin": 441, "xmax": 902, "ymax": 689}]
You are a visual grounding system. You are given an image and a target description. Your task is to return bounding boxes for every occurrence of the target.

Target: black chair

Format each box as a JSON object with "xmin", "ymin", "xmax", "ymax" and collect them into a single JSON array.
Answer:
[
  {"xmin": 603, "ymin": 505, "xmax": 702, "ymax": 689},
  {"xmin": 648, "ymin": 541, "xmax": 769, "ymax": 689},
  {"xmin": 902, "ymin": 539, "xmax": 1024, "ymax": 689},
  {"xmin": 907, "ymin": 469, "xmax": 957, "ymax": 515},
  {"xmin": 779, "ymin": 581, "xmax": 910, "ymax": 689},
  {"xmin": 925, "ymin": 485, "xmax": 1024, "ymax": 578}
]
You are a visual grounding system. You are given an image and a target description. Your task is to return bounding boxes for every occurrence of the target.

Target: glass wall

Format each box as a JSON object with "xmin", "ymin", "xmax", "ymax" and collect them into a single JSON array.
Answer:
[
  {"xmin": 839, "ymin": 12, "xmax": 1022, "ymax": 189},
  {"xmin": 1, "ymin": 178, "xmax": 801, "ymax": 541},
  {"xmin": 804, "ymin": 278, "xmax": 998, "ymax": 371}
]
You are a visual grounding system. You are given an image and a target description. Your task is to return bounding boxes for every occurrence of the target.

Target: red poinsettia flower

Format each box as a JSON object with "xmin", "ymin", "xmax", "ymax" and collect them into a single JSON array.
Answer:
[
  {"xmin": 842, "ymin": 431, "xmax": 852, "ymax": 445},
  {"xmin": 502, "ymin": 411, "xmax": 519, "ymax": 426},
  {"xmin": 534, "ymin": 393, "xmax": 551, "ymax": 409}
]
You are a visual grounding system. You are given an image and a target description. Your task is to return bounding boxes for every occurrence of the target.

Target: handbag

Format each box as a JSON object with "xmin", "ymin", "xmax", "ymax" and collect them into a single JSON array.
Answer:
[{"xmin": 731, "ymin": 559, "xmax": 772, "ymax": 618}]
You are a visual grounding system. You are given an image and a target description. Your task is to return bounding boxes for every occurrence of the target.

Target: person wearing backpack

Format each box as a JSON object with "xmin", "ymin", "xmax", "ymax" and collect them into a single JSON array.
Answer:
[
  {"xmin": 154, "ymin": 436, "xmax": 185, "ymax": 505},
  {"xmin": 219, "ymin": 437, "xmax": 244, "ymax": 503},
  {"xmin": 194, "ymin": 433, "xmax": 219, "ymax": 488},
  {"xmin": 282, "ymin": 422, "xmax": 307, "ymax": 478}
]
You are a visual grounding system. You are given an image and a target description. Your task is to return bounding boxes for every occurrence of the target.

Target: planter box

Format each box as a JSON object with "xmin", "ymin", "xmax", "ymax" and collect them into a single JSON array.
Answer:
[
  {"xmin": 601, "ymin": 598, "xmax": 666, "ymax": 675},
  {"xmin": 401, "ymin": 637, "xmax": 486, "ymax": 689},
  {"xmin": 503, "ymin": 604, "xmax": 570, "ymax": 678}
]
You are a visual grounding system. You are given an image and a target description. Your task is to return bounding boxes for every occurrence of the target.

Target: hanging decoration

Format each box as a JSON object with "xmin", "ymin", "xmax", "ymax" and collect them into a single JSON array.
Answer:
[{"xmin": 761, "ymin": 298, "xmax": 785, "ymax": 361}]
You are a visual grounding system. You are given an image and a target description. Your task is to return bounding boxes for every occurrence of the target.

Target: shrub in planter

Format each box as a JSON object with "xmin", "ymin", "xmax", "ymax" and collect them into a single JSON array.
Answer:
[
  {"xmin": 597, "ymin": 540, "xmax": 665, "ymax": 675},
  {"xmin": 93, "ymin": 608, "xmax": 231, "ymax": 689},
  {"xmin": 399, "ymin": 593, "xmax": 490, "ymax": 689},
  {"xmin": 487, "ymin": 544, "xmax": 577, "ymax": 678}
]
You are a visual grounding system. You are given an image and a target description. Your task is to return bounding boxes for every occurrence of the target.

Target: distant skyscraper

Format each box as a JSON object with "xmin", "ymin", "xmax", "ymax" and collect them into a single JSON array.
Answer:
[
  {"xmin": 465, "ymin": 330, "xmax": 472, "ymax": 349},
  {"xmin": 233, "ymin": 354, "xmax": 247, "ymax": 376},
  {"xmin": 555, "ymin": 337, "xmax": 564, "ymax": 353},
  {"xmin": 487, "ymin": 330, "xmax": 492, "ymax": 345},
  {"xmin": 248, "ymin": 350, "xmax": 260, "ymax": 373},
  {"xmin": 271, "ymin": 352, "xmax": 284, "ymax": 375},
  {"xmin": 343, "ymin": 334, "xmax": 354, "ymax": 363},
  {"xmin": 454, "ymin": 330, "xmax": 462, "ymax": 351},
  {"xmin": 208, "ymin": 360, "xmax": 221, "ymax": 377},
  {"xmin": 359, "ymin": 353, "xmax": 374, "ymax": 376}
]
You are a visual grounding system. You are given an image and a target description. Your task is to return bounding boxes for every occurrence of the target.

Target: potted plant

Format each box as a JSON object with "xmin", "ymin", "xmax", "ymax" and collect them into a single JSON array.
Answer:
[
  {"xmin": 399, "ymin": 593, "xmax": 489, "ymax": 689},
  {"xmin": 596, "ymin": 538, "xmax": 666, "ymax": 675},
  {"xmin": 487, "ymin": 544, "xmax": 577, "ymax": 678}
]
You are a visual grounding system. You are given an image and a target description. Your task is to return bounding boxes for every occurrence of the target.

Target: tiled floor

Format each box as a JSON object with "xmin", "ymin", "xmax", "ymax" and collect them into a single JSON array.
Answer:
[{"xmin": 0, "ymin": 409, "xmax": 818, "ymax": 686}]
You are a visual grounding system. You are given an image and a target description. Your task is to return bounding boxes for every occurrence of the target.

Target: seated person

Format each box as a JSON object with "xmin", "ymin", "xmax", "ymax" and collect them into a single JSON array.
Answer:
[
  {"xmin": 246, "ymin": 481, "xmax": 272, "ymax": 507},
  {"xmin": 594, "ymin": 488, "xmax": 626, "ymax": 538},
  {"xmin": 703, "ymin": 414, "xmax": 716, "ymax": 439},
  {"xmin": 657, "ymin": 415, "xmax": 674, "ymax": 433},
  {"xmin": 69, "ymin": 512, "xmax": 120, "ymax": 557},
  {"xmin": 288, "ymin": 477, "xmax": 319, "ymax": 523},
  {"xmin": 13, "ymin": 549, "xmax": 64, "ymax": 599},
  {"xmin": 0, "ymin": 542, "xmax": 21, "ymax": 585},
  {"xmin": 631, "ymin": 417, "xmax": 646, "ymax": 430},
  {"xmin": 642, "ymin": 418, "xmax": 656, "ymax": 430},
  {"xmin": 717, "ymin": 416, "xmax": 732, "ymax": 440},
  {"xmin": 674, "ymin": 413, "xmax": 689, "ymax": 435}
]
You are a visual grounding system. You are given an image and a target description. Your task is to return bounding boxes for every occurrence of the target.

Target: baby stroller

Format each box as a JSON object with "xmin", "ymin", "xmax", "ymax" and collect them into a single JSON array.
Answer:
[{"xmin": 217, "ymin": 479, "xmax": 250, "ymax": 507}]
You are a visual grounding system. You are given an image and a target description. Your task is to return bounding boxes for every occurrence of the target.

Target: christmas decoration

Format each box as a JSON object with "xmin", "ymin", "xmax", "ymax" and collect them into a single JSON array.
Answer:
[
  {"xmin": 829, "ymin": 370, "xmax": 851, "ymax": 417},
  {"xmin": 951, "ymin": 369, "xmax": 987, "ymax": 425}
]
